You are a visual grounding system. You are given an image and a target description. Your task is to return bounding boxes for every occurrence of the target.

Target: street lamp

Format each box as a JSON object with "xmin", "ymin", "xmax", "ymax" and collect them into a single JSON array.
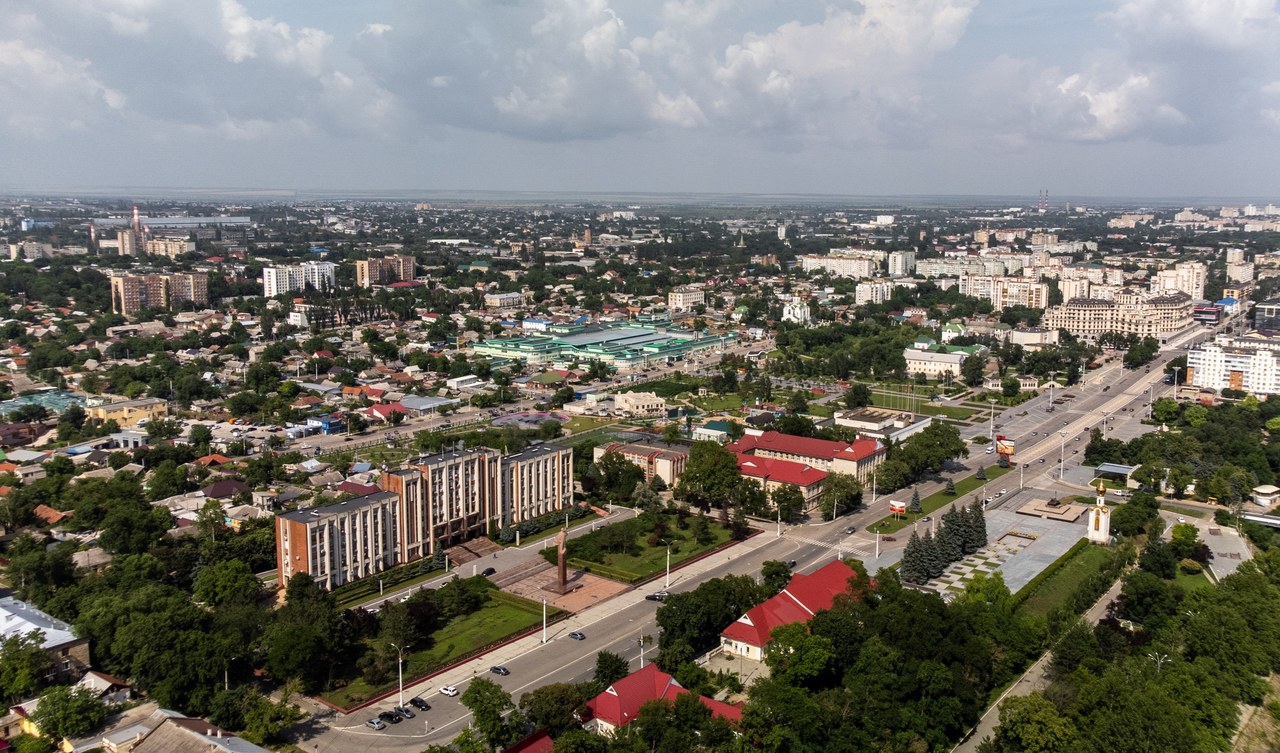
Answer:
[
  {"xmin": 664, "ymin": 542, "xmax": 672, "ymax": 589},
  {"xmin": 1020, "ymin": 463, "xmax": 1028, "ymax": 490},
  {"xmin": 389, "ymin": 643, "xmax": 406, "ymax": 710},
  {"xmin": 1170, "ymin": 366, "xmax": 1183, "ymax": 399},
  {"xmin": 1058, "ymin": 431, "xmax": 1068, "ymax": 480},
  {"xmin": 988, "ymin": 399, "xmax": 997, "ymax": 439}
]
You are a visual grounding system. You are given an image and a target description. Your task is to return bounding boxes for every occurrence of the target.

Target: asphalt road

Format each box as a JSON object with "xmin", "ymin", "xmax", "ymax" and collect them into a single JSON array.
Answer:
[{"xmin": 288, "ymin": 329, "xmax": 1203, "ymax": 751}]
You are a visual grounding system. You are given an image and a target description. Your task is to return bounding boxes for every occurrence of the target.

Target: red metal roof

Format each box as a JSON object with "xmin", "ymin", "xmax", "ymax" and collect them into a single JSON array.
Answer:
[
  {"xmin": 734, "ymin": 453, "xmax": 827, "ymax": 488},
  {"xmin": 721, "ymin": 561, "xmax": 857, "ymax": 649},
  {"xmin": 585, "ymin": 664, "xmax": 741, "ymax": 728},
  {"xmin": 729, "ymin": 431, "xmax": 882, "ymax": 463}
]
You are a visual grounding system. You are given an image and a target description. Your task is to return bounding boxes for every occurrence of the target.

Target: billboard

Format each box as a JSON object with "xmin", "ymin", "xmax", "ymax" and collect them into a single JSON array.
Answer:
[
  {"xmin": 995, "ymin": 435, "xmax": 1016, "ymax": 457},
  {"xmin": 889, "ymin": 500, "xmax": 907, "ymax": 516}
]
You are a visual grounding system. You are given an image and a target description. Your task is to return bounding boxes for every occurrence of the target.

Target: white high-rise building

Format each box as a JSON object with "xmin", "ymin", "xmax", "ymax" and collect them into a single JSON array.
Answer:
[
  {"xmin": 958, "ymin": 275, "xmax": 1050, "ymax": 310},
  {"xmin": 1188, "ymin": 336, "xmax": 1280, "ymax": 396},
  {"xmin": 1152, "ymin": 261, "xmax": 1207, "ymax": 300},
  {"xmin": 888, "ymin": 251, "xmax": 916, "ymax": 278},
  {"xmin": 263, "ymin": 261, "xmax": 337, "ymax": 297}
]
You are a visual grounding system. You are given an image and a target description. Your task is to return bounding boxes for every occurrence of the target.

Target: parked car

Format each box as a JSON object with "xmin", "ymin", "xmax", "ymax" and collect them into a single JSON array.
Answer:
[
  {"xmin": 440, "ymin": 686, "xmax": 459, "ymax": 697},
  {"xmin": 568, "ymin": 631, "xmax": 587, "ymax": 640},
  {"xmin": 378, "ymin": 711, "xmax": 402, "ymax": 724},
  {"xmin": 490, "ymin": 665, "xmax": 510, "ymax": 676},
  {"xmin": 882, "ymin": 536, "xmax": 897, "ymax": 542},
  {"xmin": 409, "ymin": 697, "xmax": 431, "ymax": 711},
  {"xmin": 366, "ymin": 719, "xmax": 386, "ymax": 730},
  {"xmin": 1000, "ymin": 489, "xmax": 1007, "ymax": 495},
  {"xmin": 482, "ymin": 567, "xmax": 497, "ymax": 577},
  {"xmin": 645, "ymin": 591, "xmax": 669, "ymax": 602},
  {"xmin": 396, "ymin": 706, "xmax": 415, "ymax": 719}
]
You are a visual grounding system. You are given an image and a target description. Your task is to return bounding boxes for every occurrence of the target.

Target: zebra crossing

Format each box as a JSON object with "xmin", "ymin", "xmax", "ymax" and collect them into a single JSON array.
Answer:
[{"xmin": 782, "ymin": 531, "xmax": 871, "ymax": 558}]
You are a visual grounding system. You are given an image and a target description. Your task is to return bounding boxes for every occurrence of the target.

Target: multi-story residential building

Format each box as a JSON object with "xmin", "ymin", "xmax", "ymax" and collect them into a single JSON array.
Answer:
[
  {"xmin": 116, "ymin": 228, "xmax": 139, "ymax": 256},
  {"xmin": 1255, "ymin": 301, "xmax": 1280, "ymax": 332},
  {"xmin": 498, "ymin": 444, "xmax": 574, "ymax": 527},
  {"xmin": 1226, "ymin": 248, "xmax": 1246, "ymax": 264},
  {"xmin": 1152, "ymin": 261, "xmax": 1207, "ymax": 300},
  {"xmin": 855, "ymin": 280, "xmax": 895, "ymax": 305},
  {"xmin": 593, "ymin": 440, "xmax": 689, "ymax": 487},
  {"xmin": 110, "ymin": 273, "xmax": 209, "ymax": 316},
  {"xmin": 262, "ymin": 261, "xmax": 337, "ymax": 297},
  {"xmin": 1228, "ymin": 262, "xmax": 1256, "ymax": 284},
  {"xmin": 1187, "ymin": 335, "xmax": 1280, "ymax": 396},
  {"xmin": 799, "ymin": 253, "xmax": 878, "ymax": 278},
  {"xmin": 275, "ymin": 490, "xmax": 401, "ymax": 591},
  {"xmin": 355, "ymin": 255, "xmax": 416, "ymax": 287},
  {"xmin": 667, "ymin": 286, "xmax": 705, "ymax": 312},
  {"xmin": 1042, "ymin": 290, "xmax": 1193, "ymax": 342},
  {"xmin": 144, "ymin": 236, "xmax": 195, "ymax": 258},
  {"xmin": 1059, "ymin": 277, "xmax": 1092, "ymax": 301},
  {"xmin": 887, "ymin": 251, "xmax": 916, "ymax": 277},
  {"xmin": 958, "ymin": 275, "xmax": 1049, "ymax": 310}
]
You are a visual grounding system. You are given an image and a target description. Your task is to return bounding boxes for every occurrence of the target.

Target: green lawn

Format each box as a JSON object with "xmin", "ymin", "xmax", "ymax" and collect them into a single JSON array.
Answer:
[
  {"xmin": 871, "ymin": 464, "xmax": 1015, "ymax": 533},
  {"xmin": 1163, "ymin": 505, "xmax": 1207, "ymax": 519},
  {"xmin": 321, "ymin": 593, "xmax": 551, "ymax": 709},
  {"xmin": 562, "ymin": 515, "xmax": 736, "ymax": 583},
  {"xmin": 597, "ymin": 525, "xmax": 733, "ymax": 581},
  {"xmin": 1175, "ymin": 569, "xmax": 1213, "ymax": 592},
  {"xmin": 508, "ymin": 512, "xmax": 602, "ymax": 547},
  {"xmin": 806, "ymin": 403, "xmax": 836, "ymax": 418},
  {"xmin": 1017, "ymin": 545, "xmax": 1114, "ymax": 618},
  {"xmin": 334, "ymin": 565, "xmax": 446, "ymax": 610},
  {"xmin": 561, "ymin": 416, "xmax": 613, "ymax": 434},
  {"xmin": 691, "ymin": 395, "xmax": 743, "ymax": 412},
  {"xmin": 917, "ymin": 404, "xmax": 979, "ymax": 420}
]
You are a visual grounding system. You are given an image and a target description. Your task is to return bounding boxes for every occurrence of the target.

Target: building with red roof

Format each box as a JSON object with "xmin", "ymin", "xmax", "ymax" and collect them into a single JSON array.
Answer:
[
  {"xmin": 734, "ymin": 453, "xmax": 827, "ymax": 504},
  {"xmin": 720, "ymin": 560, "xmax": 858, "ymax": 661},
  {"xmin": 583, "ymin": 663, "xmax": 741, "ymax": 736},
  {"xmin": 728, "ymin": 430, "xmax": 884, "ymax": 482}
]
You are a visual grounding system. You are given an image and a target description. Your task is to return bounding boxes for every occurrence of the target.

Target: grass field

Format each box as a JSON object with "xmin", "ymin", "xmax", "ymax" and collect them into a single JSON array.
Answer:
[
  {"xmin": 322, "ymin": 593, "xmax": 550, "ymax": 709},
  {"xmin": 806, "ymin": 403, "xmax": 836, "ymax": 418},
  {"xmin": 872, "ymin": 464, "xmax": 1015, "ymax": 533},
  {"xmin": 691, "ymin": 395, "xmax": 743, "ymax": 412},
  {"xmin": 1016, "ymin": 545, "xmax": 1114, "ymax": 618},
  {"xmin": 599, "ymin": 525, "xmax": 733, "ymax": 581},
  {"xmin": 1175, "ymin": 569, "xmax": 1213, "ymax": 592},
  {"xmin": 561, "ymin": 416, "xmax": 614, "ymax": 434}
]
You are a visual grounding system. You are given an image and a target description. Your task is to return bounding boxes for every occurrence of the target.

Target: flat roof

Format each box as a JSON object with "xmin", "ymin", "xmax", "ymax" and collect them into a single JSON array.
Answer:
[{"xmin": 278, "ymin": 490, "xmax": 397, "ymax": 523}]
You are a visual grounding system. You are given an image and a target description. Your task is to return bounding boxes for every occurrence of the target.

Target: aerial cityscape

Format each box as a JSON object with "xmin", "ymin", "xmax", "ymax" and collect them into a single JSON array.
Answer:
[{"xmin": 2, "ymin": 2, "xmax": 1280, "ymax": 753}]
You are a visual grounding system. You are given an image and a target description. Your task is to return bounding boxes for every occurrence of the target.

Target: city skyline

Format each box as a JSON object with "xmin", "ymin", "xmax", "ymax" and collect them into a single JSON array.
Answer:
[{"xmin": 2, "ymin": 0, "xmax": 1279, "ymax": 198}]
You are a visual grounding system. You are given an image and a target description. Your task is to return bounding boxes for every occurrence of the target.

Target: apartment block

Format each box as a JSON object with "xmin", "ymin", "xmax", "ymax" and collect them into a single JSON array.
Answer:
[
  {"xmin": 958, "ymin": 275, "xmax": 1049, "ymax": 310},
  {"xmin": 263, "ymin": 261, "xmax": 337, "ymax": 297},
  {"xmin": 144, "ymin": 236, "xmax": 195, "ymax": 258},
  {"xmin": 887, "ymin": 251, "xmax": 916, "ymax": 277},
  {"xmin": 355, "ymin": 255, "xmax": 416, "ymax": 287},
  {"xmin": 800, "ymin": 253, "xmax": 878, "ymax": 279},
  {"xmin": 110, "ymin": 273, "xmax": 209, "ymax": 316},
  {"xmin": 116, "ymin": 228, "xmax": 139, "ymax": 256},
  {"xmin": 499, "ymin": 444, "xmax": 574, "ymax": 526},
  {"xmin": 275, "ymin": 491, "xmax": 401, "ymax": 591},
  {"xmin": 1152, "ymin": 261, "xmax": 1207, "ymax": 301}
]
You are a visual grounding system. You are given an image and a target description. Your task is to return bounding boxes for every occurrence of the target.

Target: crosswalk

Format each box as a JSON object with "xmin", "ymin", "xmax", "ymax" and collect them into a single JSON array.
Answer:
[{"xmin": 782, "ymin": 531, "xmax": 870, "ymax": 558}]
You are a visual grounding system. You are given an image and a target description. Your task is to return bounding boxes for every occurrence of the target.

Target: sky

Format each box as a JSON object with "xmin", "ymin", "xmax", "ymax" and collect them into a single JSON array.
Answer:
[{"xmin": 1, "ymin": 0, "xmax": 1279, "ymax": 199}]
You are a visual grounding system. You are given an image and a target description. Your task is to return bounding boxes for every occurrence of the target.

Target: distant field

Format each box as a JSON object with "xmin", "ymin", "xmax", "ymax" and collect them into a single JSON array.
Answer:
[{"xmin": 561, "ymin": 416, "xmax": 613, "ymax": 434}]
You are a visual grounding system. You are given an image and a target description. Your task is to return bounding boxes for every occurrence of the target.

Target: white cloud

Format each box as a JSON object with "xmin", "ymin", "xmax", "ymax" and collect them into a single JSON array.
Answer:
[
  {"xmin": 219, "ymin": 0, "xmax": 332, "ymax": 76},
  {"xmin": 0, "ymin": 39, "xmax": 126, "ymax": 136}
]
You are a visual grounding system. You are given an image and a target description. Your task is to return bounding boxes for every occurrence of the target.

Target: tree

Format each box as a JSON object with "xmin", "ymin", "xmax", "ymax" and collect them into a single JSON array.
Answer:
[
  {"xmin": 1152, "ymin": 397, "xmax": 1180, "ymax": 424},
  {"xmin": 675, "ymin": 441, "xmax": 744, "ymax": 509},
  {"xmin": 989, "ymin": 693, "xmax": 1080, "ymax": 753},
  {"xmin": 764, "ymin": 622, "xmax": 834, "ymax": 687},
  {"xmin": 786, "ymin": 391, "xmax": 809, "ymax": 414},
  {"xmin": 1001, "ymin": 376, "xmax": 1020, "ymax": 398},
  {"xmin": 193, "ymin": 560, "xmax": 261, "ymax": 607},
  {"xmin": 1170, "ymin": 522, "xmax": 1200, "ymax": 560},
  {"xmin": 819, "ymin": 473, "xmax": 862, "ymax": 521},
  {"xmin": 30, "ymin": 686, "xmax": 107, "ymax": 741},
  {"xmin": 461, "ymin": 677, "xmax": 522, "ymax": 750},
  {"xmin": 976, "ymin": 465, "xmax": 987, "ymax": 481},
  {"xmin": 907, "ymin": 489, "xmax": 922, "ymax": 515},
  {"xmin": 945, "ymin": 479, "xmax": 957, "ymax": 495},
  {"xmin": 0, "ymin": 630, "xmax": 52, "ymax": 703},
  {"xmin": 761, "ymin": 560, "xmax": 791, "ymax": 596},
  {"xmin": 593, "ymin": 650, "xmax": 629, "ymax": 686},
  {"xmin": 662, "ymin": 422, "xmax": 682, "ymax": 443},
  {"xmin": 771, "ymin": 484, "xmax": 804, "ymax": 522},
  {"xmin": 844, "ymin": 384, "xmax": 872, "ymax": 409},
  {"xmin": 961, "ymin": 353, "xmax": 986, "ymax": 387},
  {"xmin": 518, "ymin": 682, "xmax": 586, "ymax": 738},
  {"xmin": 900, "ymin": 533, "xmax": 927, "ymax": 584}
]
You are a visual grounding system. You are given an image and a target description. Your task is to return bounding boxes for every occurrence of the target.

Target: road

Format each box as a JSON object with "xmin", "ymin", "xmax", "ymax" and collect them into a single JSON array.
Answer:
[{"xmin": 288, "ymin": 329, "xmax": 1202, "ymax": 751}]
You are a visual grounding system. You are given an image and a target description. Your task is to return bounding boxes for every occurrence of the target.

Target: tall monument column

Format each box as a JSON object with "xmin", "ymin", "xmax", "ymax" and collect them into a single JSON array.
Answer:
[{"xmin": 1087, "ymin": 478, "xmax": 1112, "ymax": 545}]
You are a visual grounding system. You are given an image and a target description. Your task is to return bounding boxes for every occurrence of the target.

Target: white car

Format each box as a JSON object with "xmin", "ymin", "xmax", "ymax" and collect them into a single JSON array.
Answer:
[{"xmin": 439, "ymin": 686, "xmax": 459, "ymax": 697}]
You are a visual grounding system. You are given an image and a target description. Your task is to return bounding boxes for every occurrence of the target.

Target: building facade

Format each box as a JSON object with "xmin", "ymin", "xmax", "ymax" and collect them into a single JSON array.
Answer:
[
  {"xmin": 958, "ymin": 275, "xmax": 1049, "ymax": 310},
  {"xmin": 1187, "ymin": 335, "xmax": 1280, "ymax": 396},
  {"xmin": 355, "ymin": 255, "xmax": 416, "ymax": 287},
  {"xmin": 144, "ymin": 236, "xmax": 195, "ymax": 258},
  {"xmin": 109, "ymin": 273, "xmax": 209, "ymax": 316},
  {"xmin": 275, "ymin": 491, "xmax": 400, "ymax": 590},
  {"xmin": 1152, "ymin": 261, "xmax": 1207, "ymax": 300},
  {"xmin": 667, "ymin": 286, "xmax": 705, "ymax": 312},
  {"xmin": 887, "ymin": 251, "xmax": 916, "ymax": 277},
  {"xmin": 593, "ymin": 441, "xmax": 688, "ymax": 486},
  {"xmin": 86, "ymin": 398, "xmax": 169, "ymax": 427},
  {"xmin": 499, "ymin": 444, "xmax": 574, "ymax": 527},
  {"xmin": 800, "ymin": 253, "xmax": 878, "ymax": 279},
  {"xmin": 1042, "ymin": 290, "xmax": 1194, "ymax": 342},
  {"xmin": 262, "ymin": 261, "xmax": 337, "ymax": 297}
]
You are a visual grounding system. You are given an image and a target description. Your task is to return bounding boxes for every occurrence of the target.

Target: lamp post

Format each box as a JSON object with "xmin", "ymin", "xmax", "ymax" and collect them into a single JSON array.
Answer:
[
  {"xmin": 1020, "ymin": 463, "xmax": 1027, "ymax": 490},
  {"xmin": 1058, "ymin": 431, "xmax": 1068, "ymax": 480},
  {"xmin": 224, "ymin": 656, "xmax": 239, "ymax": 691},
  {"xmin": 988, "ymin": 399, "xmax": 997, "ymax": 439},
  {"xmin": 389, "ymin": 643, "xmax": 406, "ymax": 710},
  {"xmin": 541, "ymin": 599, "xmax": 547, "ymax": 644},
  {"xmin": 664, "ymin": 543, "xmax": 671, "ymax": 589},
  {"xmin": 1171, "ymin": 366, "xmax": 1182, "ymax": 399}
]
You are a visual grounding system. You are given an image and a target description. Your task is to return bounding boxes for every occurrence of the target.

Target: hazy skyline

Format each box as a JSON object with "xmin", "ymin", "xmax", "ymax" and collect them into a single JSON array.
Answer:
[{"xmin": 2, "ymin": 0, "xmax": 1278, "ymax": 199}]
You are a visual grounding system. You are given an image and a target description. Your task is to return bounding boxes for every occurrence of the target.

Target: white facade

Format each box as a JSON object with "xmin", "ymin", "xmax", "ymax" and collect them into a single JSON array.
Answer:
[
  {"xmin": 1227, "ymin": 262, "xmax": 1256, "ymax": 284},
  {"xmin": 483, "ymin": 291, "xmax": 525, "ymax": 309},
  {"xmin": 855, "ymin": 280, "xmax": 895, "ymax": 305},
  {"xmin": 958, "ymin": 275, "xmax": 1050, "ymax": 309},
  {"xmin": 781, "ymin": 297, "xmax": 812, "ymax": 325},
  {"xmin": 1043, "ymin": 290, "xmax": 1193, "ymax": 341},
  {"xmin": 668, "ymin": 286, "xmax": 705, "ymax": 312},
  {"xmin": 888, "ymin": 251, "xmax": 916, "ymax": 277},
  {"xmin": 1152, "ymin": 261, "xmax": 1207, "ymax": 301},
  {"xmin": 1188, "ymin": 339, "xmax": 1280, "ymax": 395},
  {"xmin": 614, "ymin": 391, "xmax": 667, "ymax": 416},
  {"xmin": 904, "ymin": 349, "xmax": 967, "ymax": 380},
  {"xmin": 799, "ymin": 253, "xmax": 878, "ymax": 278},
  {"xmin": 263, "ymin": 261, "xmax": 337, "ymax": 297}
]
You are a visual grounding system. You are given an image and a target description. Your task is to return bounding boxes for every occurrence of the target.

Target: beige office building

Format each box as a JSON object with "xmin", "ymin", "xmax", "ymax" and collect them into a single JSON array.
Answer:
[{"xmin": 1042, "ymin": 290, "xmax": 1193, "ymax": 341}]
